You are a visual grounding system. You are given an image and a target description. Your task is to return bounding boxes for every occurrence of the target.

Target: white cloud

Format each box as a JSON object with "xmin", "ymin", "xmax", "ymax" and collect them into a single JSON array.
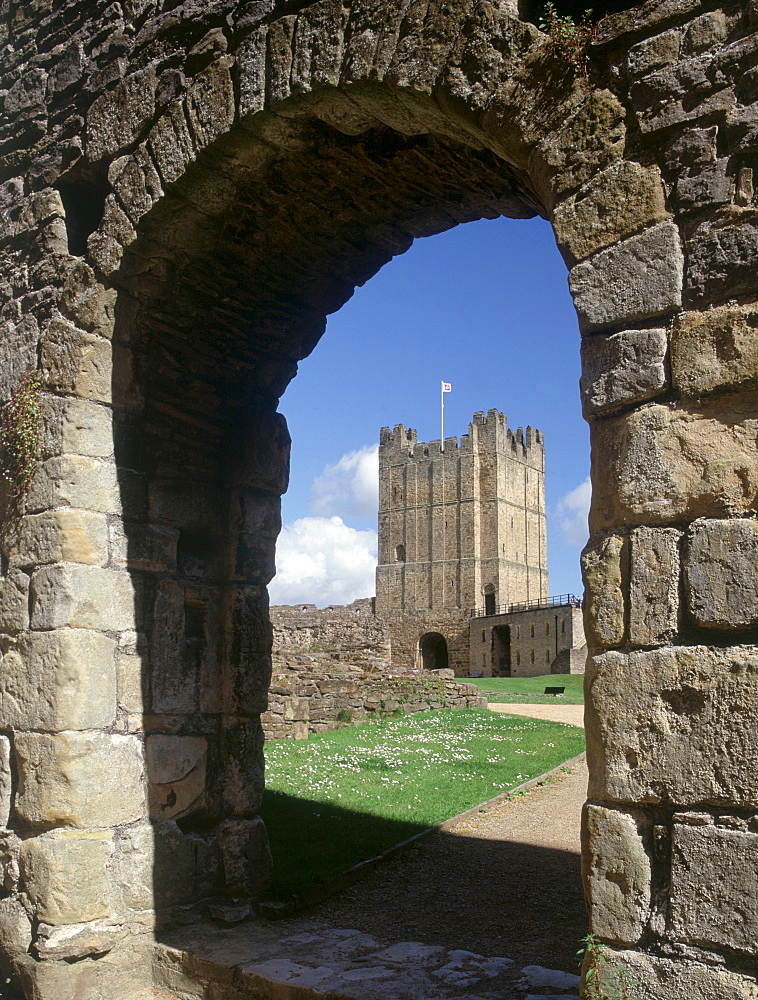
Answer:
[
  {"xmin": 554, "ymin": 477, "xmax": 591, "ymax": 547},
  {"xmin": 310, "ymin": 444, "xmax": 379, "ymax": 521},
  {"xmin": 269, "ymin": 516, "xmax": 378, "ymax": 607}
]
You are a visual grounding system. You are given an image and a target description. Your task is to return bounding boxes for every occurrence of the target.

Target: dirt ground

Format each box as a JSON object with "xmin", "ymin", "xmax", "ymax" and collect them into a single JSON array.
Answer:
[{"xmin": 311, "ymin": 705, "xmax": 588, "ymax": 974}]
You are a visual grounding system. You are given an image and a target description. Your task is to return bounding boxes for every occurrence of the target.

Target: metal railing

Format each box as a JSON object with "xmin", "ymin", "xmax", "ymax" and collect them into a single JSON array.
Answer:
[{"xmin": 470, "ymin": 593, "xmax": 582, "ymax": 618}]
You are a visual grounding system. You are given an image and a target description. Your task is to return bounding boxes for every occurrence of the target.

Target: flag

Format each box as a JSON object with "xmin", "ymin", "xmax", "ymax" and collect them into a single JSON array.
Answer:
[{"xmin": 441, "ymin": 382, "xmax": 452, "ymax": 392}]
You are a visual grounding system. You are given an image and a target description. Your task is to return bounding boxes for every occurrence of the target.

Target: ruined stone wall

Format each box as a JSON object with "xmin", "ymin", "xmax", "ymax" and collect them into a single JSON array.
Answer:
[
  {"xmin": 0, "ymin": 1, "xmax": 757, "ymax": 997},
  {"xmin": 270, "ymin": 597, "xmax": 390, "ymax": 669},
  {"xmin": 265, "ymin": 652, "xmax": 485, "ymax": 739}
]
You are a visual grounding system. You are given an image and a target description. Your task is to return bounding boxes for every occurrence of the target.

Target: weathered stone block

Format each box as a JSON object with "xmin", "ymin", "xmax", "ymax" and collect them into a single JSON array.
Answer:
[
  {"xmin": 86, "ymin": 67, "xmax": 158, "ymax": 162},
  {"xmin": 685, "ymin": 518, "xmax": 758, "ymax": 629},
  {"xmin": 59, "ymin": 260, "xmax": 117, "ymax": 337},
  {"xmin": 116, "ymin": 633, "xmax": 146, "ymax": 715},
  {"xmin": 20, "ymin": 830, "xmax": 113, "ymax": 925},
  {"xmin": 0, "ymin": 736, "xmax": 10, "ymax": 828},
  {"xmin": 27, "ymin": 455, "xmax": 121, "ymax": 515},
  {"xmin": 687, "ymin": 222, "xmax": 758, "ymax": 306},
  {"xmin": 0, "ymin": 569, "xmax": 29, "ymax": 630},
  {"xmin": 40, "ymin": 320, "xmax": 113, "ymax": 403},
  {"xmin": 3, "ymin": 509, "xmax": 108, "ymax": 567},
  {"xmin": 0, "ymin": 897, "xmax": 32, "ymax": 964},
  {"xmin": 569, "ymin": 222, "xmax": 683, "ymax": 330},
  {"xmin": 671, "ymin": 823, "xmax": 758, "ymax": 953},
  {"xmin": 586, "ymin": 644, "xmax": 758, "ymax": 806},
  {"xmin": 108, "ymin": 519, "xmax": 179, "ymax": 572},
  {"xmin": 219, "ymin": 817, "xmax": 272, "ymax": 898},
  {"xmin": 581, "ymin": 534, "xmax": 625, "ymax": 648},
  {"xmin": 582, "ymin": 804, "xmax": 651, "ymax": 945},
  {"xmin": 146, "ymin": 735, "xmax": 207, "ymax": 821},
  {"xmin": 629, "ymin": 526, "xmax": 681, "ymax": 646},
  {"xmin": 35, "ymin": 917, "xmax": 129, "ymax": 961},
  {"xmin": 591, "ymin": 947, "xmax": 758, "ymax": 999},
  {"xmin": 580, "ymin": 328, "xmax": 668, "ymax": 416},
  {"xmin": 14, "ymin": 732, "xmax": 145, "ymax": 829},
  {"xmin": 222, "ymin": 718, "xmax": 265, "ymax": 816},
  {"xmin": 41, "ymin": 395, "xmax": 113, "ymax": 459},
  {"xmin": 671, "ymin": 304, "xmax": 758, "ymax": 398},
  {"xmin": 554, "ymin": 160, "xmax": 668, "ymax": 263},
  {"xmin": 30, "ymin": 564, "xmax": 136, "ymax": 631},
  {"xmin": 625, "ymin": 28, "xmax": 682, "ymax": 77},
  {"xmin": 675, "ymin": 158, "xmax": 732, "ymax": 211},
  {"xmin": 590, "ymin": 395, "xmax": 758, "ymax": 530},
  {"xmin": 283, "ymin": 696, "xmax": 309, "ymax": 721},
  {"xmin": 0, "ymin": 630, "xmax": 116, "ymax": 731}
]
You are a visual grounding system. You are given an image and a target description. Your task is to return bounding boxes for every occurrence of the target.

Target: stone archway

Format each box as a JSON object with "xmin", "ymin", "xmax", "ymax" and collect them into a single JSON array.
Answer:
[
  {"xmin": 419, "ymin": 632, "xmax": 450, "ymax": 671},
  {"xmin": 1, "ymin": 3, "xmax": 757, "ymax": 997}
]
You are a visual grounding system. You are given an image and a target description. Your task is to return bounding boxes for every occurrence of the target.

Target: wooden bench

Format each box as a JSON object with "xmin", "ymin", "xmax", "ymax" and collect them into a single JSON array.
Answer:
[{"xmin": 544, "ymin": 686, "xmax": 565, "ymax": 696}]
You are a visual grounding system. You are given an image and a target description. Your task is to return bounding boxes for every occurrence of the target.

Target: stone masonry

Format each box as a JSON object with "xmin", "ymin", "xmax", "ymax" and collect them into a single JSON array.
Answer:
[
  {"xmin": 376, "ymin": 410, "xmax": 548, "ymax": 675},
  {"xmin": 0, "ymin": 1, "xmax": 758, "ymax": 997}
]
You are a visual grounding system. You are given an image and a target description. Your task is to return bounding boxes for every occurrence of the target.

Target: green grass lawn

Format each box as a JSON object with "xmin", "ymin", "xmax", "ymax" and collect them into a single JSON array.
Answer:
[
  {"xmin": 468, "ymin": 673, "xmax": 585, "ymax": 704},
  {"xmin": 262, "ymin": 708, "xmax": 585, "ymax": 898}
]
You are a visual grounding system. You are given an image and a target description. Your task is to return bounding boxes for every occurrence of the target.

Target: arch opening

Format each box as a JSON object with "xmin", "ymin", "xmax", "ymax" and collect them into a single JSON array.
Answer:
[{"xmin": 419, "ymin": 632, "xmax": 449, "ymax": 671}]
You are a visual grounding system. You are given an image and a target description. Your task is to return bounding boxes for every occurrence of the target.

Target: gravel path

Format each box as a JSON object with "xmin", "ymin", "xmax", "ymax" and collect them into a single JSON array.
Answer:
[
  {"xmin": 487, "ymin": 702, "xmax": 585, "ymax": 727},
  {"xmin": 312, "ymin": 705, "xmax": 588, "ymax": 974}
]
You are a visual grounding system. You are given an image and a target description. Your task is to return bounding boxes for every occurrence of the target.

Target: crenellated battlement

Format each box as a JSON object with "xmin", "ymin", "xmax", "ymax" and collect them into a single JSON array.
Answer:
[{"xmin": 379, "ymin": 409, "xmax": 544, "ymax": 466}]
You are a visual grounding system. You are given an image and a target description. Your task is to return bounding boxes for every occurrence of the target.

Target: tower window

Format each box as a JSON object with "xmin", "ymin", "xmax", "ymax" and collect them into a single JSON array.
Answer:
[
  {"xmin": 545, "ymin": 622, "xmax": 550, "ymax": 636},
  {"xmin": 530, "ymin": 624, "xmax": 535, "ymax": 638},
  {"xmin": 546, "ymin": 649, "xmax": 550, "ymax": 663},
  {"xmin": 530, "ymin": 650, "xmax": 535, "ymax": 664},
  {"xmin": 562, "ymin": 620, "xmax": 566, "ymax": 634},
  {"xmin": 395, "ymin": 544, "xmax": 405, "ymax": 563}
]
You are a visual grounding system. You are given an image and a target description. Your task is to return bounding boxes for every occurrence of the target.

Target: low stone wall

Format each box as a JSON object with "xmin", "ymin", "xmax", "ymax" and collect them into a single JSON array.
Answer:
[
  {"xmin": 263, "ymin": 653, "xmax": 487, "ymax": 740},
  {"xmin": 270, "ymin": 598, "xmax": 390, "ymax": 672}
]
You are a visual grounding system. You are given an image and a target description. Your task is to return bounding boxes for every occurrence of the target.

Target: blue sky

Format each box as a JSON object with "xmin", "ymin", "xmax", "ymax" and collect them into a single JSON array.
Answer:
[{"xmin": 270, "ymin": 214, "xmax": 590, "ymax": 607}]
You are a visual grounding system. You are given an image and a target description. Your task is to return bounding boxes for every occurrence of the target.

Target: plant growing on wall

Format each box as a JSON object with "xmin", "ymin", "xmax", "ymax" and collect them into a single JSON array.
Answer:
[
  {"xmin": 579, "ymin": 934, "xmax": 641, "ymax": 999},
  {"xmin": 538, "ymin": 3, "xmax": 597, "ymax": 79},
  {"xmin": 0, "ymin": 369, "xmax": 44, "ymax": 509}
]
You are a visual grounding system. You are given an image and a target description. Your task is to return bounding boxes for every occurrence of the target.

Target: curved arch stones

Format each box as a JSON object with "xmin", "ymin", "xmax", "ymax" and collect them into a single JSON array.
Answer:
[{"xmin": 1, "ymin": 1, "xmax": 758, "ymax": 996}]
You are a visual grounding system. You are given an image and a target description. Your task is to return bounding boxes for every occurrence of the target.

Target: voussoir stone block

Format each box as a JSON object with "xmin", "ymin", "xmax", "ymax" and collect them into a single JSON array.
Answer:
[
  {"xmin": 685, "ymin": 518, "xmax": 758, "ymax": 629},
  {"xmin": 30, "ymin": 564, "xmax": 136, "ymax": 631},
  {"xmin": 20, "ymin": 829, "xmax": 113, "ymax": 925},
  {"xmin": 686, "ymin": 221, "xmax": 758, "ymax": 306},
  {"xmin": 0, "ymin": 630, "xmax": 116, "ymax": 731},
  {"xmin": 671, "ymin": 822, "xmax": 758, "ymax": 953},
  {"xmin": 581, "ymin": 534, "xmax": 625, "ymax": 648},
  {"xmin": 580, "ymin": 328, "xmax": 668, "ymax": 416},
  {"xmin": 569, "ymin": 222, "xmax": 683, "ymax": 331},
  {"xmin": 630, "ymin": 526, "xmax": 681, "ymax": 646},
  {"xmin": 553, "ymin": 160, "xmax": 669, "ymax": 263},
  {"xmin": 593, "ymin": 947, "xmax": 758, "ymax": 999},
  {"xmin": 583, "ymin": 804, "xmax": 651, "ymax": 945},
  {"xmin": 672, "ymin": 303, "xmax": 758, "ymax": 398},
  {"xmin": 586, "ymin": 644, "xmax": 758, "ymax": 806},
  {"xmin": 590, "ymin": 395, "xmax": 758, "ymax": 530},
  {"xmin": 14, "ymin": 732, "xmax": 145, "ymax": 829}
]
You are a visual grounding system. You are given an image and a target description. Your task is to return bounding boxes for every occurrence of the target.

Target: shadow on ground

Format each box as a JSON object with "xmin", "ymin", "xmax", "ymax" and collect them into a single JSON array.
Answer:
[{"xmin": 262, "ymin": 790, "xmax": 587, "ymax": 974}]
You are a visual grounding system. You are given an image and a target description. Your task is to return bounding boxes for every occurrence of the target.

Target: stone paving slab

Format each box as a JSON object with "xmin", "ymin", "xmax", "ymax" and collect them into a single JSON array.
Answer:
[{"xmin": 155, "ymin": 918, "xmax": 580, "ymax": 1000}]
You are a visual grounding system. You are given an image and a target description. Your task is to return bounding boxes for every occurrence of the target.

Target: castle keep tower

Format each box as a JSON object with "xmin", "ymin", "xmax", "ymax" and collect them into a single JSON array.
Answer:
[{"xmin": 376, "ymin": 409, "xmax": 548, "ymax": 674}]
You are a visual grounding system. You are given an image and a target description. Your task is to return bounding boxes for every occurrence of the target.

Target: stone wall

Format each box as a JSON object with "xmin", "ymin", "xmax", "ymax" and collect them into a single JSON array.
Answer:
[
  {"xmin": 264, "ymin": 652, "xmax": 486, "ymax": 740},
  {"xmin": 1, "ymin": 1, "xmax": 757, "ymax": 997},
  {"xmin": 376, "ymin": 411, "xmax": 549, "ymax": 672},
  {"xmin": 270, "ymin": 598, "xmax": 390, "ymax": 670}
]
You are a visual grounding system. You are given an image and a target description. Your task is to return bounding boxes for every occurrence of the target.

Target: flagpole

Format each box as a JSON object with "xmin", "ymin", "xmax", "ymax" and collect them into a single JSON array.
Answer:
[{"xmin": 440, "ymin": 381, "xmax": 444, "ymax": 452}]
